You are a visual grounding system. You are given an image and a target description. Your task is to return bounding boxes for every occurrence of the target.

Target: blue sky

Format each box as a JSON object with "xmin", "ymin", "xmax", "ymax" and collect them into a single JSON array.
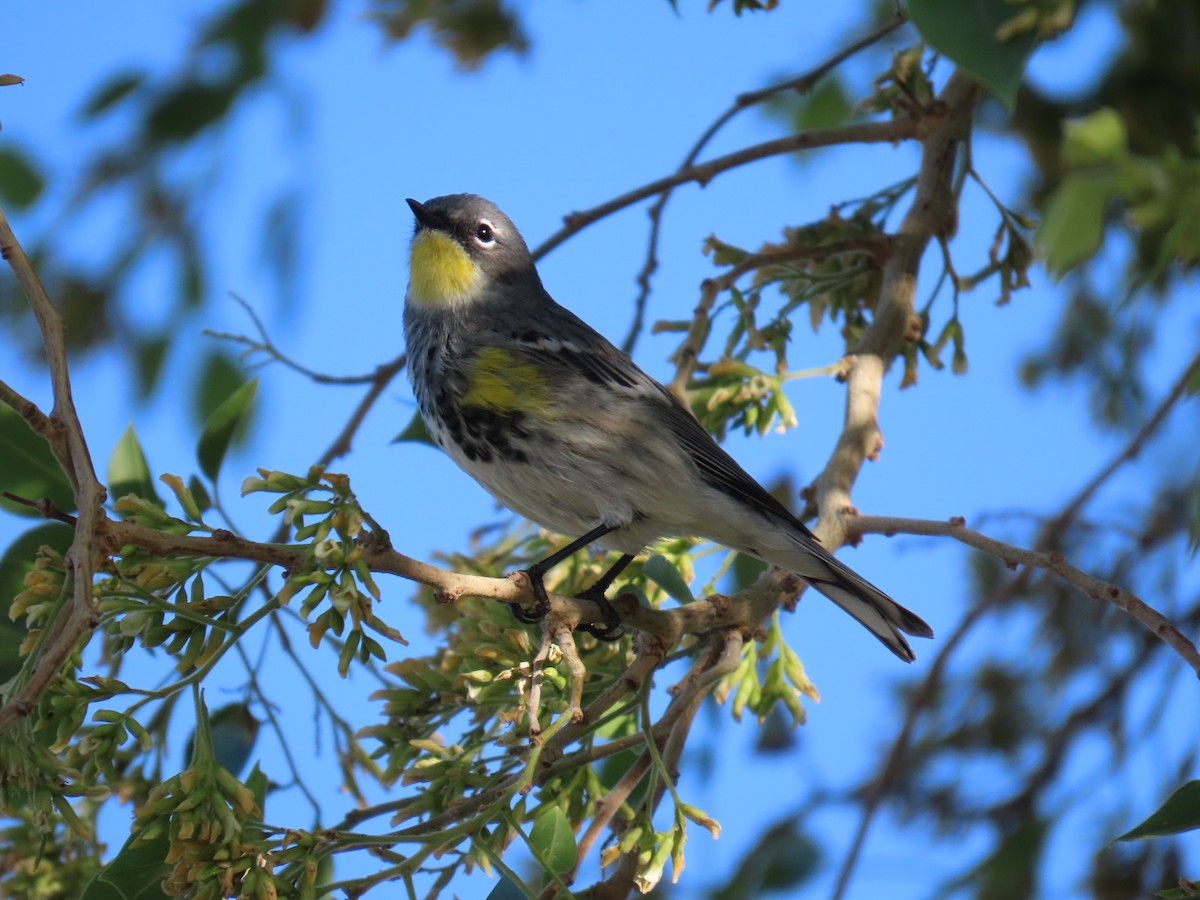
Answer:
[{"xmin": 3, "ymin": 1, "xmax": 1198, "ymax": 897}]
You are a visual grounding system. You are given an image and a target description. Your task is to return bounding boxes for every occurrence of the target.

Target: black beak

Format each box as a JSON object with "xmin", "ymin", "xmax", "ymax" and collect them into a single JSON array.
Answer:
[{"xmin": 406, "ymin": 198, "xmax": 446, "ymax": 232}]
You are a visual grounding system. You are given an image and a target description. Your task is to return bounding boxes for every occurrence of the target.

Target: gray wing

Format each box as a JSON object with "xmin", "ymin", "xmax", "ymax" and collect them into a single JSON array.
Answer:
[
  {"xmin": 652, "ymin": 387, "xmax": 816, "ymax": 535},
  {"xmin": 494, "ymin": 302, "xmax": 812, "ymax": 533}
]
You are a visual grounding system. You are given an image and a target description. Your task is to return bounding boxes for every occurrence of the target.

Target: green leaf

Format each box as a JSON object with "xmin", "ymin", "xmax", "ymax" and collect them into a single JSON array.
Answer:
[
  {"xmin": 0, "ymin": 404, "xmax": 76, "ymax": 517},
  {"xmin": 789, "ymin": 78, "xmax": 852, "ymax": 131},
  {"xmin": 208, "ymin": 703, "xmax": 260, "ymax": 775},
  {"xmin": 245, "ymin": 762, "xmax": 269, "ymax": 812},
  {"xmin": 643, "ymin": 553, "xmax": 695, "ymax": 603},
  {"xmin": 392, "ymin": 411, "xmax": 435, "ymax": 445},
  {"xmin": 728, "ymin": 552, "xmax": 769, "ymax": 593},
  {"xmin": 1035, "ymin": 172, "xmax": 1112, "ymax": 276},
  {"xmin": 79, "ymin": 71, "xmax": 146, "ymax": 118},
  {"xmin": 134, "ymin": 336, "xmax": 170, "ymax": 400},
  {"xmin": 1186, "ymin": 361, "xmax": 1200, "ymax": 396},
  {"xmin": 711, "ymin": 818, "xmax": 819, "ymax": 898},
  {"xmin": 80, "ymin": 826, "xmax": 170, "ymax": 899},
  {"xmin": 192, "ymin": 351, "xmax": 247, "ymax": 428},
  {"xmin": 107, "ymin": 424, "xmax": 161, "ymax": 505},
  {"xmin": 1063, "ymin": 109, "xmax": 1129, "ymax": 167},
  {"xmin": 1189, "ymin": 478, "xmax": 1200, "ymax": 557},
  {"xmin": 529, "ymin": 806, "xmax": 576, "ymax": 875},
  {"xmin": 484, "ymin": 877, "xmax": 529, "ymax": 900},
  {"xmin": 1116, "ymin": 781, "xmax": 1200, "ymax": 841},
  {"xmin": 0, "ymin": 147, "xmax": 45, "ymax": 209},
  {"xmin": 907, "ymin": 0, "xmax": 1038, "ymax": 110},
  {"xmin": 187, "ymin": 475, "xmax": 213, "ymax": 515},
  {"xmin": 196, "ymin": 379, "xmax": 258, "ymax": 482},
  {"xmin": 974, "ymin": 818, "xmax": 1047, "ymax": 899},
  {"xmin": 145, "ymin": 83, "xmax": 237, "ymax": 143}
]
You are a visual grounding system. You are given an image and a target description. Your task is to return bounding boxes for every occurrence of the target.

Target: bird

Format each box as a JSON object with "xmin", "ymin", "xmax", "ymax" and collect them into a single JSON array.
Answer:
[{"xmin": 402, "ymin": 193, "xmax": 932, "ymax": 661}]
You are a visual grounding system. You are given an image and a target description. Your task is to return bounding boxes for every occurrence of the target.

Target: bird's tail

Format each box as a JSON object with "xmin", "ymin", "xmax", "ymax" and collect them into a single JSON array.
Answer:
[{"xmin": 764, "ymin": 538, "xmax": 933, "ymax": 662}]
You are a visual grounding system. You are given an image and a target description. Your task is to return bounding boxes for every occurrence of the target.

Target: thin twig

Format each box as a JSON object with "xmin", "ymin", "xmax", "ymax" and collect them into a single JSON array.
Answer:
[
  {"xmin": 206, "ymin": 294, "xmax": 390, "ymax": 386},
  {"xmin": 852, "ymin": 514, "xmax": 1200, "ymax": 677},
  {"xmin": 314, "ymin": 353, "xmax": 408, "ymax": 468},
  {"xmin": 810, "ymin": 71, "xmax": 980, "ymax": 552},
  {"xmin": 531, "ymin": 117, "xmax": 927, "ymax": 261},
  {"xmin": 1048, "ymin": 348, "xmax": 1200, "ymax": 532}
]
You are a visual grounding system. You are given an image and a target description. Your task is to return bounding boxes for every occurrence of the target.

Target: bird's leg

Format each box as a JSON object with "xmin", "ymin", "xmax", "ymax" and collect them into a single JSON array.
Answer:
[
  {"xmin": 575, "ymin": 554, "xmax": 634, "ymax": 642},
  {"xmin": 510, "ymin": 523, "xmax": 615, "ymax": 624}
]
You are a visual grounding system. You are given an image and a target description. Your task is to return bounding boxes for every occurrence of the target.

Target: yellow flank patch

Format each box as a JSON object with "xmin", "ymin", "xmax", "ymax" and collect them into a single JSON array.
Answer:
[
  {"xmin": 463, "ymin": 347, "xmax": 553, "ymax": 414},
  {"xmin": 409, "ymin": 231, "xmax": 483, "ymax": 305}
]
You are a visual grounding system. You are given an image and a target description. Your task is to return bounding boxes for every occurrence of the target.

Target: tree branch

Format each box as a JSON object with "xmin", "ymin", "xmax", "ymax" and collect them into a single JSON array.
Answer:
[
  {"xmin": 666, "ymin": 237, "xmax": 893, "ymax": 399},
  {"xmin": 0, "ymin": 206, "xmax": 107, "ymax": 735},
  {"xmin": 811, "ymin": 71, "xmax": 981, "ymax": 550},
  {"xmin": 851, "ymin": 514, "xmax": 1200, "ymax": 677},
  {"xmin": 531, "ymin": 117, "xmax": 927, "ymax": 261}
]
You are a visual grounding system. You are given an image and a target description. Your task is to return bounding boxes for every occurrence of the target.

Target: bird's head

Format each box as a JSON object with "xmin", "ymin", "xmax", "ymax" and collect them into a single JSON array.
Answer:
[{"xmin": 405, "ymin": 194, "xmax": 534, "ymax": 307}]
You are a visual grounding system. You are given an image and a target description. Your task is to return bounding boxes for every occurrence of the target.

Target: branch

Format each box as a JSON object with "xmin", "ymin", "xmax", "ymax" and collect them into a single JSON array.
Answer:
[
  {"xmin": 618, "ymin": 12, "xmax": 908, "ymax": 352},
  {"xmin": 851, "ymin": 514, "xmax": 1200, "ymax": 677},
  {"xmin": 810, "ymin": 71, "xmax": 981, "ymax": 550},
  {"xmin": 530, "ymin": 117, "xmax": 926, "ymax": 261},
  {"xmin": 94, "ymin": 519, "xmax": 775, "ymax": 644},
  {"xmin": 312, "ymin": 353, "xmax": 407, "ymax": 468},
  {"xmin": 0, "ymin": 206, "xmax": 107, "ymax": 735},
  {"xmin": 1048, "ymin": 348, "xmax": 1200, "ymax": 532},
  {"xmin": 829, "ymin": 582, "xmax": 1020, "ymax": 900}
]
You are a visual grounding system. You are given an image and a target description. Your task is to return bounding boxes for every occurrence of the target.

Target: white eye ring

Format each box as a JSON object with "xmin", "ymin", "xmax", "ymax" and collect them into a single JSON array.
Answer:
[{"xmin": 475, "ymin": 220, "xmax": 496, "ymax": 244}]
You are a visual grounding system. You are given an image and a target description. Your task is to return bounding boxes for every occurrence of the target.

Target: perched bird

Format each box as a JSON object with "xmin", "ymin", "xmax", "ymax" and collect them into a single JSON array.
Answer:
[{"xmin": 403, "ymin": 193, "xmax": 932, "ymax": 661}]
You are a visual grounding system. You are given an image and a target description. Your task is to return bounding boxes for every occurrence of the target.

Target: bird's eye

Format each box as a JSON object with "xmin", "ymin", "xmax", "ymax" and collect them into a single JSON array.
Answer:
[{"xmin": 475, "ymin": 221, "xmax": 495, "ymax": 244}]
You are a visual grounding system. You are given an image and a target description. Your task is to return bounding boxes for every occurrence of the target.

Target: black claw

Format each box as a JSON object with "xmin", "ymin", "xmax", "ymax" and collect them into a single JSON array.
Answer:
[
  {"xmin": 509, "ymin": 567, "xmax": 552, "ymax": 624},
  {"xmin": 508, "ymin": 602, "xmax": 546, "ymax": 624},
  {"xmin": 505, "ymin": 534, "xmax": 632, "ymax": 639},
  {"xmin": 576, "ymin": 617, "xmax": 624, "ymax": 642},
  {"xmin": 574, "ymin": 587, "xmax": 625, "ymax": 642}
]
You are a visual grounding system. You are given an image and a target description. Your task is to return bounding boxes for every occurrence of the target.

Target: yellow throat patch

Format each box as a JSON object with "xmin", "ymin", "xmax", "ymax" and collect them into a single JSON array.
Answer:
[{"xmin": 409, "ymin": 230, "xmax": 483, "ymax": 305}]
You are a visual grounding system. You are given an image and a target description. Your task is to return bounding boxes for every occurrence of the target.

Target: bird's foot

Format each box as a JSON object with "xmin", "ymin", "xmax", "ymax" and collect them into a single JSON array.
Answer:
[
  {"xmin": 509, "ymin": 569, "xmax": 551, "ymax": 624},
  {"xmin": 574, "ymin": 584, "xmax": 624, "ymax": 642}
]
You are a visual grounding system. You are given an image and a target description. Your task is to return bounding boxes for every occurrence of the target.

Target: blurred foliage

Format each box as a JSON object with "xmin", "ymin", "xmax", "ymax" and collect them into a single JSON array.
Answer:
[
  {"xmin": 1, "ymin": 0, "xmax": 1200, "ymax": 897},
  {"xmin": 368, "ymin": 0, "xmax": 529, "ymax": 67},
  {"xmin": 1009, "ymin": 0, "xmax": 1200, "ymax": 427}
]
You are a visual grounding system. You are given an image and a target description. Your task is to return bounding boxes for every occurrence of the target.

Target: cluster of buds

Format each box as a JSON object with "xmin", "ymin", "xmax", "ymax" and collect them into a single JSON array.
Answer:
[
  {"xmin": 687, "ymin": 357, "xmax": 799, "ymax": 440},
  {"xmin": 243, "ymin": 468, "xmax": 407, "ymax": 675},
  {"xmin": 132, "ymin": 755, "xmax": 265, "ymax": 897},
  {"xmin": 30, "ymin": 675, "xmax": 147, "ymax": 789},
  {"xmin": 363, "ymin": 597, "xmax": 549, "ymax": 774},
  {"xmin": 0, "ymin": 811, "xmax": 103, "ymax": 899},
  {"xmin": 9, "ymin": 543, "xmax": 67, "ymax": 655},
  {"xmin": 712, "ymin": 615, "xmax": 820, "ymax": 726},
  {"xmin": 0, "ymin": 720, "xmax": 97, "ymax": 839},
  {"xmin": 99, "ymin": 567, "xmax": 234, "ymax": 672},
  {"xmin": 603, "ymin": 802, "xmax": 720, "ymax": 892}
]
